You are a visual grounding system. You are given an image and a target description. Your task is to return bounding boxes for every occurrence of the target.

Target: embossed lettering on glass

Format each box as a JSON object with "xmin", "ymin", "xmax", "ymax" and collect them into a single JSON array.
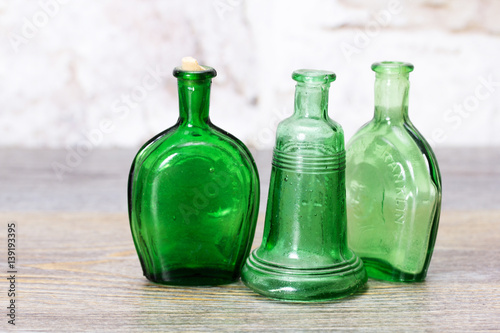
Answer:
[{"xmin": 346, "ymin": 61, "xmax": 442, "ymax": 282}]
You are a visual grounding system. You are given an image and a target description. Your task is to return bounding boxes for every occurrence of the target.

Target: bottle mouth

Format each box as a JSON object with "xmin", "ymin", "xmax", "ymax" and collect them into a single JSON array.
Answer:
[
  {"xmin": 371, "ymin": 61, "xmax": 414, "ymax": 74},
  {"xmin": 173, "ymin": 66, "xmax": 217, "ymax": 80},
  {"xmin": 292, "ymin": 69, "xmax": 336, "ymax": 84}
]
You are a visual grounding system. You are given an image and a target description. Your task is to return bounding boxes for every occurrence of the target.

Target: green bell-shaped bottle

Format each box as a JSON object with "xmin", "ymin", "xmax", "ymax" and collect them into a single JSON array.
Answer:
[
  {"xmin": 346, "ymin": 61, "xmax": 442, "ymax": 282},
  {"xmin": 242, "ymin": 69, "xmax": 367, "ymax": 302},
  {"xmin": 128, "ymin": 58, "xmax": 260, "ymax": 286}
]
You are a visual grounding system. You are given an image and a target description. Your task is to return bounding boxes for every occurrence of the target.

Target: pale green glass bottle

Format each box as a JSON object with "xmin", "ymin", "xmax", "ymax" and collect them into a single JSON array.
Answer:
[
  {"xmin": 346, "ymin": 61, "xmax": 442, "ymax": 282},
  {"xmin": 128, "ymin": 65, "xmax": 260, "ymax": 286},
  {"xmin": 241, "ymin": 70, "xmax": 367, "ymax": 302}
]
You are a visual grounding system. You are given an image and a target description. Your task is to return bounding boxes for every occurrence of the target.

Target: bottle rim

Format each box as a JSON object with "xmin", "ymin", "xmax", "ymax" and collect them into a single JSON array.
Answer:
[
  {"xmin": 292, "ymin": 69, "xmax": 336, "ymax": 84},
  {"xmin": 372, "ymin": 61, "xmax": 414, "ymax": 74},
  {"xmin": 173, "ymin": 66, "xmax": 217, "ymax": 80}
]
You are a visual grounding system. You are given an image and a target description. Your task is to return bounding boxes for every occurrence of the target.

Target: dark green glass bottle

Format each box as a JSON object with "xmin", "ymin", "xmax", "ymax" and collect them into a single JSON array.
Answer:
[
  {"xmin": 241, "ymin": 70, "xmax": 367, "ymax": 302},
  {"xmin": 128, "ymin": 64, "xmax": 260, "ymax": 286},
  {"xmin": 346, "ymin": 61, "xmax": 442, "ymax": 282}
]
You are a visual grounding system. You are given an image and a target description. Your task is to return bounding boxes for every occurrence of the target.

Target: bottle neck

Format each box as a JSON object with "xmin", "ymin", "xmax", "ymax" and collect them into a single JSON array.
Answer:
[
  {"xmin": 294, "ymin": 83, "xmax": 330, "ymax": 119},
  {"xmin": 373, "ymin": 73, "xmax": 410, "ymax": 123},
  {"xmin": 177, "ymin": 78, "xmax": 212, "ymax": 127}
]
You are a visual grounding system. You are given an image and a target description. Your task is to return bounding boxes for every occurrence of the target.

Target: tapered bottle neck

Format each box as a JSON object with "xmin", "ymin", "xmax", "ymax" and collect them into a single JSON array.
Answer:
[
  {"xmin": 372, "ymin": 62, "xmax": 413, "ymax": 124},
  {"xmin": 294, "ymin": 83, "xmax": 330, "ymax": 119},
  {"xmin": 374, "ymin": 74, "xmax": 410, "ymax": 123},
  {"xmin": 174, "ymin": 67, "xmax": 217, "ymax": 128},
  {"xmin": 292, "ymin": 69, "xmax": 336, "ymax": 119}
]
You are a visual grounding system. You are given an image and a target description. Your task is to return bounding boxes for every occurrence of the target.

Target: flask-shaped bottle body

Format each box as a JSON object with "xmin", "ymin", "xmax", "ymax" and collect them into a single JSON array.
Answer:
[
  {"xmin": 128, "ymin": 67, "xmax": 260, "ymax": 285},
  {"xmin": 346, "ymin": 62, "xmax": 442, "ymax": 282},
  {"xmin": 242, "ymin": 70, "xmax": 367, "ymax": 301}
]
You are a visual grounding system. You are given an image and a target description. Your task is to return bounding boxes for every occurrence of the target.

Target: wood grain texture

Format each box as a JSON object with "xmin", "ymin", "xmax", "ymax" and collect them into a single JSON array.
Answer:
[
  {"xmin": 1, "ymin": 210, "xmax": 499, "ymax": 332},
  {"xmin": 1, "ymin": 147, "xmax": 499, "ymax": 212}
]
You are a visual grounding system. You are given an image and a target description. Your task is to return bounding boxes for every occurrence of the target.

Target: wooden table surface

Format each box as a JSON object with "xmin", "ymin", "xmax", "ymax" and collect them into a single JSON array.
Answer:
[{"xmin": 1, "ymin": 148, "xmax": 499, "ymax": 332}]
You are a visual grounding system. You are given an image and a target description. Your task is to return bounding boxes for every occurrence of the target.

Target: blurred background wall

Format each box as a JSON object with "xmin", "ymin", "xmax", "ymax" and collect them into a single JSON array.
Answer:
[{"xmin": 1, "ymin": 0, "xmax": 499, "ymax": 150}]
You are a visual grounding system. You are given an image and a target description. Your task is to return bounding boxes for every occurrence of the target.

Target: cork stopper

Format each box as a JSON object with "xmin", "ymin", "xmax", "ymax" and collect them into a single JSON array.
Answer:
[{"xmin": 181, "ymin": 57, "xmax": 205, "ymax": 71}]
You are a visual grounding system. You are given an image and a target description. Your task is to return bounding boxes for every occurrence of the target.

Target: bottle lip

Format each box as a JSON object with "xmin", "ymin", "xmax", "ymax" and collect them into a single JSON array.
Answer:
[
  {"xmin": 173, "ymin": 66, "xmax": 217, "ymax": 80},
  {"xmin": 292, "ymin": 69, "xmax": 336, "ymax": 84},
  {"xmin": 372, "ymin": 61, "xmax": 414, "ymax": 74}
]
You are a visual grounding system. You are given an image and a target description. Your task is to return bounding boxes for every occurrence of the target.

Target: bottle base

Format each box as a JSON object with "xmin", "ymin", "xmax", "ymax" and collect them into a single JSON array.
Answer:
[
  {"xmin": 362, "ymin": 257, "xmax": 427, "ymax": 282},
  {"xmin": 144, "ymin": 268, "xmax": 239, "ymax": 286},
  {"xmin": 241, "ymin": 251, "xmax": 367, "ymax": 302}
]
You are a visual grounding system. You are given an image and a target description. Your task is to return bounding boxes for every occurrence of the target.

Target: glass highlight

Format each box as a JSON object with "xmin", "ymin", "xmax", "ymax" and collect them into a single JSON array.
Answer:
[
  {"xmin": 242, "ymin": 69, "xmax": 367, "ymax": 301},
  {"xmin": 346, "ymin": 61, "xmax": 442, "ymax": 282},
  {"xmin": 128, "ymin": 66, "xmax": 260, "ymax": 286}
]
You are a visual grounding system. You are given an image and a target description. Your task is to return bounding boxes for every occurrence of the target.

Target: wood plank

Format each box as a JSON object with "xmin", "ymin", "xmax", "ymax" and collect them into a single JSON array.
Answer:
[
  {"xmin": 1, "ymin": 147, "xmax": 499, "ymax": 212},
  {"xmin": 0, "ymin": 210, "xmax": 499, "ymax": 331}
]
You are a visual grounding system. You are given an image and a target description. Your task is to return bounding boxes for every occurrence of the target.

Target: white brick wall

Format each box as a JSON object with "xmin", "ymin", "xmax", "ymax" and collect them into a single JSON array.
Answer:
[{"xmin": 0, "ymin": 0, "xmax": 499, "ymax": 149}]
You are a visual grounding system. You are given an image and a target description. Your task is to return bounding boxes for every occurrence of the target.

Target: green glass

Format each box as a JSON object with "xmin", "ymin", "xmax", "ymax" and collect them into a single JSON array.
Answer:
[
  {"xmin": 128, "ymin": 66, "xmax": 260, "ymax": 286},
  {"xmin": 241, "ymin": 70, "xmax": 367, "ymax": 302},
  {"xmin": 346, "ymin": 61, "xmax": 442, "ymax": 282}
]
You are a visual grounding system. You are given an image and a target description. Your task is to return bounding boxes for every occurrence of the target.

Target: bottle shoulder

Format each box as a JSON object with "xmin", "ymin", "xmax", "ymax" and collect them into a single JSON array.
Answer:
[
  {"xmin": 275, "ymin": 116, "xmax": 345, "ymax": 154},
  {"xmin": 347, "ymin": 120, "xmax": 441, "ymax": 191},
  {"xmin": 131, "ymin": 123, "xmax": 257, "ymax": 175},
  {"xmin": 350, "ymin": 120, "xmax": 417, "ymax": 152}
]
